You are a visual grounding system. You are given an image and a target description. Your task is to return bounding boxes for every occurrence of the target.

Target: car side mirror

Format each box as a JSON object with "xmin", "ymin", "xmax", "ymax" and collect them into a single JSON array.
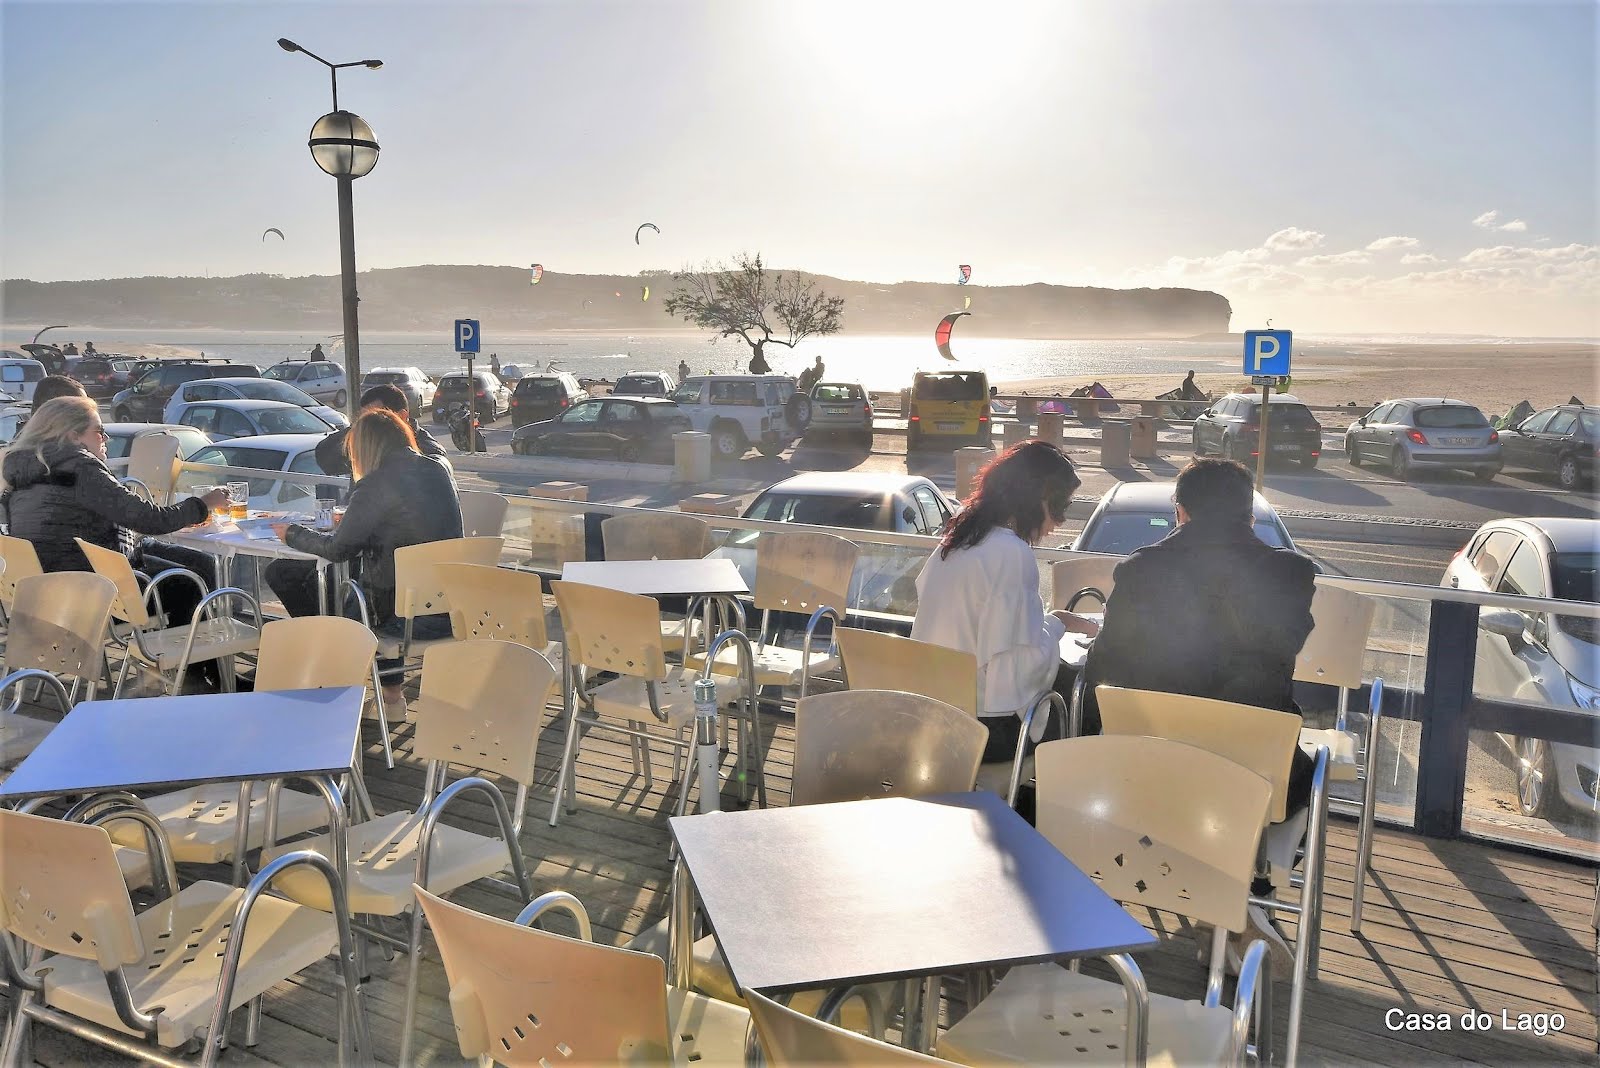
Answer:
[
  {"xmin": 1355, "ymin": 417, "xmax": 1366, "ymax": 426},
  {"xmin": 903, "ymin": 506, "xmax": 918, "ymax": 526},
  {"xmin": 1480, "ymin": 608, "xmax": 1527, "ymax": 640}
]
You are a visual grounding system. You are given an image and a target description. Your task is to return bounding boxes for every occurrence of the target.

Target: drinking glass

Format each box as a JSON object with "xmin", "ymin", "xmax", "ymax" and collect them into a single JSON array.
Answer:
[
  {"xmin": 227, "ymin": 481, "xmax": 250, "ymax": 521},
  {"xmin": 315, "ymin": 496, "xmax": 338, "ymax": 532}
]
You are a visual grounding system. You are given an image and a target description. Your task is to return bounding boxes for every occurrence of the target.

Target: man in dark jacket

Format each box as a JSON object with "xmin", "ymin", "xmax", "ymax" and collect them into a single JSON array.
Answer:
[{"xmin": 314, "ymin": 384, "xmax": 448, "ymax": 477}]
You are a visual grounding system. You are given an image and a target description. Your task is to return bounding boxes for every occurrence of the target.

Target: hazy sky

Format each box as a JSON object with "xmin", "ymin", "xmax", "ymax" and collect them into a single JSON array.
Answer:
[{"xmin": 2, "ymin": 0, "xmax": 1595, "ymax": 336}]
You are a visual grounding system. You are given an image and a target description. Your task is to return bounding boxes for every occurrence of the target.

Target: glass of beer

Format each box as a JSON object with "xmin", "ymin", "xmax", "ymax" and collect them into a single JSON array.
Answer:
[
  {"xmin": 227, "ymin": 481, "xmax": 250, "ymax": 521},
  {"xmin": 205, "ymin": 486, "xmax": 229, "ymax": 520}
]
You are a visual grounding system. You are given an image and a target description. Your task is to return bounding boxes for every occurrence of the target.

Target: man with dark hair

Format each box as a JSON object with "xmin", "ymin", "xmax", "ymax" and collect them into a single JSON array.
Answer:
[
  {"xmin": 30, "ymin": 375, "xmax": 88, "ymax": 408},
  {"xmin": 315, "ymin": 383, "xmax": 448, "ymax": 477}
]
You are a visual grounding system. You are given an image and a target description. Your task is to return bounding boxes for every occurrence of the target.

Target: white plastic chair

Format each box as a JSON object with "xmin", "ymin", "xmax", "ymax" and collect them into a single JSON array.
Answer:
[{"xmin": 457, "ymin": 489, "xmax": 509, "ymax": 538}]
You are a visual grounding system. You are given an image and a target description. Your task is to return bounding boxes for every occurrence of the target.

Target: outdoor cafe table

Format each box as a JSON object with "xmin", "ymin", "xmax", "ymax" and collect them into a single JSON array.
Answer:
[
  {"xmin": 0, "ymin": 686, "xmax": 364, "ymax": 890},
  {"xmin": 668, "ymin": 790, "xmax": 1158, "ymax": 1058},
  {"xmin": 559, "ymin": 557, "xmax": 749, "ymax": 598},
  {"xmin": 158, "ymin": 515, "xmax": 349, "ymax": 615}
]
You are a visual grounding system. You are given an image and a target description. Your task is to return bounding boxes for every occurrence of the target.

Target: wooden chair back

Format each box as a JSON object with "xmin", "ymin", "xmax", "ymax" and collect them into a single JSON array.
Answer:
[
  {"xmin": 1034, "ymin": 735, "xmax": 1272, "ymax": 933},
  {"xmin": 411, "ymin": 639, "xmax": 557, "ymax": 787},
  {"xmin": 753, "ymin": 530, "xmax": 857, "ymax": 617},
  {"xmin": 74, "ymin": 537, "xmax": 156, "ymax": 627},
  {"xmin": 458, "ymin": 490, "xmax": 510, "ymax": 538},
  {"xmin": 127, "ymin": 431, "xmax": 182, "ymax": 505},
  {"xmin": 1049, "ymin": 552, "xmax": 1120, "ymax": 611},
  {"xmin": 747, "ymin": 986, "xmax": 958, "ymax": 1066},
  {"xmin": 393, "ymin": 536, "xmax": 504, "ymax": 620},
  {"xmin": 0, "ymin": 534, "xmax": 45, "ymax": 610},
  {"xmin": 550, "ymin": 580, "xmax": 667, "ymax": 681},
  {"xmin": 0, "ymin": 810, "xmax": 142, "ymax": 967},
  {"xmin": 4, "ymin": 572, "xmax": 117, "ymax": 681},
  {"xmin": 602, "ymin": 512, "xmax": 712, "ymax": 562},
  {"xmin": 436, "ymin": 563, "xmax": 549, "ymax": 649},
  {"xmin": 835, "ymin": 627, "xmax": 979, "ymax": 716},
  {"xmin": 254, "ymin": 616, "xmax": 377, "ymax": 692},
  {"xmin": 793, "ymin": 690, "xmax": 986, "ymax": 806},
  {"xmin": 1295, "ymin": 584, "xmax": 1375, "ymax": 691}
]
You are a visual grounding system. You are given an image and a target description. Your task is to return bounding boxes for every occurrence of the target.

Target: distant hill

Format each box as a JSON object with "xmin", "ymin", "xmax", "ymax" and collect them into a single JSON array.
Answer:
[{"xmin": 1, "ymin": 266, "xmax": 1232, "ymax": 337}]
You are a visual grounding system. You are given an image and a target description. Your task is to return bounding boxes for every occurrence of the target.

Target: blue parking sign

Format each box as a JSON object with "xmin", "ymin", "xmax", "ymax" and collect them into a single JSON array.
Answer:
[
  {"xmin": 455, "ymin": 319, "xmax": 480, "ymax": 354},
  {"xmin": 1243, "ymin": 329, "xmax": 1291, "ymax": 377}
]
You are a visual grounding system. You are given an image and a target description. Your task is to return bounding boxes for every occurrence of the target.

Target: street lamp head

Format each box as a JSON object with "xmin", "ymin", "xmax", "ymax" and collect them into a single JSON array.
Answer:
[
  {"xmin": 308, "ymin": 110, "xmax": 380, "ymax": 179},
  {"xmin": 277, "ymin": 38, "xmax": 301, "ymax": 53},
  {"xmin": 362, "ymin": 59, "xmax": 384, "ymax": 69}
]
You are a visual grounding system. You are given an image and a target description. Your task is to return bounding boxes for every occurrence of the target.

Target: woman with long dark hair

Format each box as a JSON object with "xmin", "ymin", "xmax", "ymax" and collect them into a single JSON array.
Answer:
[{"xmin": 912, "ymin": 439, "xmax": 1098, "ymax": 763}]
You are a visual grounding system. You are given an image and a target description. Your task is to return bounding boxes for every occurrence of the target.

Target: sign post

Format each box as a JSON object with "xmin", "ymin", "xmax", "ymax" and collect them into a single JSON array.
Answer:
[
  {"xmin": 1242, "ymin": 329, "xmax": 1292, "ymax": 493},
  {"xmin": 455, "ymin": 319, "xmax": 481, "ymax": 453}
]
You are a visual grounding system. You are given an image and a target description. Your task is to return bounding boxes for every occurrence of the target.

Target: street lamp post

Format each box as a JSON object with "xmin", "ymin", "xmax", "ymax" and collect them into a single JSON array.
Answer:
[{"xmin": 278, "ymin": 38, "xmax": 382, "ymax": 418}]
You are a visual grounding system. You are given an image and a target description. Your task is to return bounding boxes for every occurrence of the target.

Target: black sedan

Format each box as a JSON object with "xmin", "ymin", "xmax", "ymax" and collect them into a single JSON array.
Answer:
[
  {"xmin": 1498, "ymin": 404, "xmax": 1598, "ymax": 489},
  {"xmin": 510, "ymin": 397, "xmax": 690, "ymax": 462}
]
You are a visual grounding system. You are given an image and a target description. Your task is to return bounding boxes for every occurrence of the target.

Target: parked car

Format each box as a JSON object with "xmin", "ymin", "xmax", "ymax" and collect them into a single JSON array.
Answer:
[
  {"xmin": 1192, "ymin": 392, "xmax": 1323, "ymax": 468},
  {"xmin": 19, "ymin": 343, "xmax": 69, "ymax": 376},
  {"xmin": 0, "ymin": 404, "xmax": 30, "ymax": 444},
  {"xmin": 163, "ymin": 377, "xmax": 346, "ymax": 429},
  {"xmin": 1072, "ymin": 481, "xmax": 1299, "ymax": 555},
  {"xmin": 1443, "ymin": 517, "xmax": 1599, "ymax": 817},
  {"xmin": 668, "ymin": 374, "xmax": 805, "ymax": 459},
  {"xmin": 1497, "ymin": 404, "xmax": 1599, "ymax": 490},
  {"xmin": 172, "ymin": 398, "xmax": 335, "ymax": 440},
  {"xmin": 510, "ymin": 397, "xmax": 690, "ymax": 461},
  {"xmin": 907, "ymin": 370, "xmax": 991, "ymax": 450},
  {"xmin": 610, "ymin": 371, "xmax": 677, "ymax": 398},
  {"xmin": 509, "ymin": 373, "xmax": 588, "ymax": 429},
  {"xmin": 805, "ymin": 382, "xmax": 874, "ymax": 445},
  {"xmin": 111, "ymin": 360, "xmax": 261, "ymax": 422},
  {"xmin": 103, "ymin": 422, "xmax": 214, "ymax": 463},
  {"xmin": 67, "ymin": 355, "xmax": 139, "ymax": 399},
  {"xmin": 433, "ymin": 370, "xmax": 511, "ymax": 423},
  {"xmin": 263, "ymin": 360, "xmax": 349, "ymax": 407},
  {"xmin": 1345, "ymin": 398, "xmax": 1501, "ymax": 481},
  {"xmin": 183, "ymin": 434, "xmax": 340, "ymax": 511},
  {"xmin": 0, "ymin": 358, "xmax": 47, "ymax": 404},
  {"xmin": 360, "ymin": 367, "xmax": 436, "ymax": 417},
  {"xmin": 711, "ymin": 472, "xmax": 962, "ymax": 614}
]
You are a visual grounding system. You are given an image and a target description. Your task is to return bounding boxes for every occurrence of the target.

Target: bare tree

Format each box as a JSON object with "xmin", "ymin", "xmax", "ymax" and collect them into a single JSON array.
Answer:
[{"xmin": 663, "ymin": 253, "xmax": 844, "ymax": 374}]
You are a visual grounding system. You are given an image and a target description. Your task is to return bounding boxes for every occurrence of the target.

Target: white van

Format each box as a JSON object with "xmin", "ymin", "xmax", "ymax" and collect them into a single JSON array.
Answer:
[{"xmin": 0, "ymin": 359, "xmax": 46, "ymax": 404}]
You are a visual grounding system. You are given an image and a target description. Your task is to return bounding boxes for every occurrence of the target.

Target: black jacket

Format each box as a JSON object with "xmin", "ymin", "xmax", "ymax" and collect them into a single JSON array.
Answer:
[
  {"xmin": 1080, "ymin": 515, "xmax": 1316, "ymax": 732},
  {"xmin": 284, "ymin": 447, "xmax": 463, "ymax": 621},
  {"xmin": 314, "ymin": 418, "xmax": 447, "ymax": 478},
  {"xmin": 1, "ymin": 443, "xmax": 208, "ymax": 572}
]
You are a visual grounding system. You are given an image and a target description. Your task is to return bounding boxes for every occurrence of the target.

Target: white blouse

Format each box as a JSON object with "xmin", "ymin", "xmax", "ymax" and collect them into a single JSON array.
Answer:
[{"xmin": 912, "ymin": 527, "xmax": 1064, "ymax": 724}]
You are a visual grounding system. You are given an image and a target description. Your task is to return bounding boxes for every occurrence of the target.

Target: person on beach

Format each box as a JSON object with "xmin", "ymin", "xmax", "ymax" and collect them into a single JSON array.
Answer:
[
  {"xmin": 678, "ymin": 359, "xmax": 691, "ymax": 382},
  {"xmin": 912, "ymin": 440, "xmax": 1100, "ymax": 793},
  {"xmin": 309, "ymin": 343, "xmax": 326, "ymax": 362},
  {"xmin": 1181, "ymin": 369, "xmax": 1205, "ymax": 400},
  {"xmin": 83, "ymin": 342, "xmax": 98, "ymax": 357},
  {"xmin": 490, "ymin": 353, "xmax": 501, "ymax": 376}
]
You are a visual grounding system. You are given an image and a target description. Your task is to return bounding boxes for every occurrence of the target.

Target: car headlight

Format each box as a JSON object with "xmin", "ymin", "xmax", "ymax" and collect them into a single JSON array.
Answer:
[{"xmin": 1567, "ymin": 674, "xmax": 1600, "ymax": 711}]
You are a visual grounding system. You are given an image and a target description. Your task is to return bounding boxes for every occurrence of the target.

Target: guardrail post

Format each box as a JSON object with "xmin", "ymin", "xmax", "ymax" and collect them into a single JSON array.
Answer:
[{"xmin": 1414, "ymin": 600, "xmax": 1480, "ymax": 837}]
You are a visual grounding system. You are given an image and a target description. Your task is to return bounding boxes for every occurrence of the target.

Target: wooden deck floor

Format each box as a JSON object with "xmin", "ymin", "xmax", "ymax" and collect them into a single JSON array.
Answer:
[{"xmin": 11, "ymin": 700, "xmax": 1598, "ymax": 1067}]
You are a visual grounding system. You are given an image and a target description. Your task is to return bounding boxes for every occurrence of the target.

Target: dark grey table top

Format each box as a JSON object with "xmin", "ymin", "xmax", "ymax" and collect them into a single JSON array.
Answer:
[
  {"xmin": 561, "ymin": 558, "xmax": 749, "ymax": 597},
  {"xmin": 0, "ymin": 686, "xmax": 364, "ymax": 800},
  {"xmin": 669, "ymin": 791, "xmax": 1157, "ymax": 994}
]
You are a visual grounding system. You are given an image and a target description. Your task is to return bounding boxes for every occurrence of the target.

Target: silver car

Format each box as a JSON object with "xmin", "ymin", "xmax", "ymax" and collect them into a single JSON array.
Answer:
[
  {"xmin": 1345, "ymin": 398, "xmax": 1501, "ymax": 481},
  {"xmin": 264, "ymin": 360, "xmax": 349, "ymax": 408},
  {"xmin": 804, "ymin": 382, "xmax": 874, "ymax": 445}
]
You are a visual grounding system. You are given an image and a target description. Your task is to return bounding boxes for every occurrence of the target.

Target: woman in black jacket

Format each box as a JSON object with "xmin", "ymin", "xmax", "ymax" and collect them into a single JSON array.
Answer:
[{"xmin": 2, "ymin": 397, "xmax": 226, "ymax": 622}]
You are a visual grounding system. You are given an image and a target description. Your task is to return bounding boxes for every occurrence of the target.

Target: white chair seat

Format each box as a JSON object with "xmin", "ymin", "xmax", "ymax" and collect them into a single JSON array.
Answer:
[
  {"xmin": 262, "ymin": 809, "xmax": 511, "ymax": 915},
  {"xmin": 115, "ymin": 844, "xmax": 153, "ymax": 889},
  {"xmin": 665, "ymin": 984, "xmax": 762, "ymax": 1065},
  {"xmin": 1299, "ymin": 727, "xmax": 1361, "ymax": 782},
  {"xmin": 685, "ymin": 644, "xmax": 840, "ymax": 688},
  {"xmin": 938, "ymin": 961, "xmax": 1234, "ymax": 1067},
  {"xmin": 661, "ymin": 615, "xmax": 701, "ymax": 649},
  {"xmin": 32, "ymin": 879, "xmax": 336, "ymax": 1049},
  {"xmin": 109, "ymin": 784, "xmax": 330, "ymax": 864},
  {"xmin": 136, "ymin": 617, "xmax": 260, "ymax": 671},
  {"xmin": 590, "ymin": 668, "xmax": 744, "ymax": 727}
]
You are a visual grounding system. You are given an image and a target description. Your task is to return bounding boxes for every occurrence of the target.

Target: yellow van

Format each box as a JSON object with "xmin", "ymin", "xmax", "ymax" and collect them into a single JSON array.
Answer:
[{"xmin": 907, "ymin": 370, "xmax": 990, "ymax": 449}]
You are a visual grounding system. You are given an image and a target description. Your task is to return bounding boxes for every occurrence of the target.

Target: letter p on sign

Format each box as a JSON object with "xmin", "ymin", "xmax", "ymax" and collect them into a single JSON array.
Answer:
[
  {"xmin": 1243, "ymin": 329, "xmax": 1292, "ymax": 377},
  {"xmin": 455, "ymin": 319, "xmax": 481, "ymax": 354}
]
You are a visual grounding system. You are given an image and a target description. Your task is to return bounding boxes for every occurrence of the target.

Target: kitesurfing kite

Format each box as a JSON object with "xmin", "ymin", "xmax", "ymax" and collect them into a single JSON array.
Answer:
[
  {"xmin": 641, "ymin": 285, "xmax": 651, "ymax": 302},
  {"xmin": 964, "ymin": 295, "xmax": 972, "ymax": 310},
  {"xmin": 262, "ymin": 228, "xmax": 285, "ymax": 242},
  {"xmin": 530, "ymin": 263, "xmax": 544, "ymax": 285},
  {"xmin": 934, "ymin": 311, "xmax": 970, "ymax": 361},
  {"xmin": 957, "ymin": 264, "xmax": 971, "ymax": 284},
  {"xmin": 634, "ymin": 222, "xmax": 660, "ymax": 245},
  {"xmin": 582, "ymin": 298, "xmax": 594, "ymax": 310}
]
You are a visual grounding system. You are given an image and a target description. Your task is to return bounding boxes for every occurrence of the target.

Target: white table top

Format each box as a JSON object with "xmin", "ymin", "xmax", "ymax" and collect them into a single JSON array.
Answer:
[
  {"xmin": 670, "ymin": 791, "xmax": 1156, "ymax": 994},
  {"xmin": 1058, "ymin": 612, "xmax": 1103, "ymax": 669},
  {"xmin": 158, "ymin": 515, "xmax": 325, "ymax": 564},
  {"xmin": 561, "ymin": 557, "xmax": 749, "ymax": 597},
  {"xmin": 0, "ymin": 686, "xmax": 364, "ymax": 800}
]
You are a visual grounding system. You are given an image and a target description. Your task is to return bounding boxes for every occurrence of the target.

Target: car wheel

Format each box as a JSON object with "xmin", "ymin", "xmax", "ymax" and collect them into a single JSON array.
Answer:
[
  {"xmin": 510, "ymin": 437, "xmax": 527, "ymax": 456},
  {"xmin": 1391, "ymin": 446, "xmax": 1411, "ymax": 481},
  {"xmin": 756, "ymin": 441, "xmax": 784, "ymax": 458},
  {"xmin": 1513, "ymin": 736, "xmax": 1558, "ymax": 818},
  {"xmin": 1474, "ymin": 466, "xmax": 1500, "ymax": 483},
  {"xmin": 1556, "ymin": 453, "xmax": 1580, "ymax": 490},
  {"xmin": 114, "ymin": 407, "xmax": 131, "ymax": 422},
  {"xmin": 906, "ymin": 426, "xmax": 922, "ymax": 452},
  {"xmin": 1191, "ymin": 429, "xmax": 1206, "ymax": 456},
  {"xmin": 711, "ymin": 425, "xmax": 745, "ymax": 459},
  {"xmin": 617, "ymin": 442, "xmax": 641, "ymax": 463},
  {"xmin": 1223, "ymin": 434, "xmax": 1242, "ymax": 462},
  {"xmin": 1346, "ymin": 436, "xmax": 1362, "ymax": 466},
  {"xmin": 333, "ymin": 390, "xmax": 347, "ymax": 408},
  {"xmin": 432, "ymin": 409, "xmax": 444, "ymax": 425},
  {"xmin": 1297, "ymin": 452, "xmax": 1319, "ymax": 469},
  {"xmin": 858, "ymin": 429, "xmax": 874, "ymax": 448}
]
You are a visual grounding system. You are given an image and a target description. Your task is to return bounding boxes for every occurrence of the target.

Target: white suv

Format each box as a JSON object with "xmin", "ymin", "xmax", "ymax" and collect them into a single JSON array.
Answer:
[{"xmin": 668, "ymin": 375, "xmax": 805, "ymax": 459}]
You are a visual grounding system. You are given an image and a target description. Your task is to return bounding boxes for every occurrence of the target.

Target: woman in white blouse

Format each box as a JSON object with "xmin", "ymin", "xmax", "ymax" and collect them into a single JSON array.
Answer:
[{"xmin": 913, "ymin": 440, "xmax": 1100, "ymax": 763}]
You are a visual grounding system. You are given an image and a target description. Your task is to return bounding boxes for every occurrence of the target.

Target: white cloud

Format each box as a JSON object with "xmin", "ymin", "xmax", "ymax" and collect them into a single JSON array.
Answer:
[
  {"xmin": 1296, "ymin": 250, "xmax": 1372, "ymax": 267},
  {"xmin": 1263, "ymin": 227, "xmax": 1325, "ymax": 252},
  {"xmin": 1400, "ymin": 252, "xmax": 1445, "ymax": 265},
  {"xmin": 1472, "ymin": 210, "xmax": 1529, "ymax": 232},
  {"xmin": 1366, "ymin": 236, "xmax": 1420, "ymax": 251},
  {"xmin": 1460, "ymin": 243, "xmax": 1596, "ymax": 265}
]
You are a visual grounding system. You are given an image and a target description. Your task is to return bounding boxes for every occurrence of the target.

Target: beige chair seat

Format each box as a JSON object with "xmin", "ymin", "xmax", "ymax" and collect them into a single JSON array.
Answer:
[
  {"xmin": 262, "ymin": 809, "xmax": 511, "ymax": 915},
  {"xmin": 31, "ymin": 879, "xmax": 336, "ymax": 1049},
  {"xmin": 686, "ymin": 644, "xmax": 840, "ymax": 688},
  {"xmin": 114, "ymin": 845, "xmax": 153, "ymax": 889},
  {"xmin": 590, "ymin": 667, "xmax": 744, "ymax": 726},
  {"xmin": 133, "ymin": 617, "xmax": 260, "ymax": 671},
  {"xmin": 661, "ymin": 614, "xmax": 701, "ymax": 648},
  {"xmin": 664, "ymin": 984, "xmax": 762, "ymax": 1064},
  {"xmin": 1299, "ymin": 726, "xmax": 1361, "ymax": 782},
  {"xmin": 937, "ymin": 962, "xmax": 1234, "ymax": 1068},
  {"xmin": 109, "ymin": 784, "xmax": 329, "ymax": 864}
]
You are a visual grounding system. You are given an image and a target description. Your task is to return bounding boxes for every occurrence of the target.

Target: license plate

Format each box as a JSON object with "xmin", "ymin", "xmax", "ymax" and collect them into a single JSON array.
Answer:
[
  {"xmin": 1443, "ymin": 436, "xmax": 1473, "ymax": 446},
  {"xmin": 825, "ymin": 407, "xmax": 849, "ymax": 415},
  {"xmin": 937, "ymin": 422, "xmax": 962, "ymax": 431},
  {"xmin": 1272, "ymin": 443, "xmax": 1298, "ymax": 452}
]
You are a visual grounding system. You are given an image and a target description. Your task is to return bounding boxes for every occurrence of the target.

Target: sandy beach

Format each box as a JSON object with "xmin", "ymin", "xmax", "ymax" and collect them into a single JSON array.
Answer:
[{"xmin": 998, "ymin": 342, "xmax": 1599, "ymax": 419}]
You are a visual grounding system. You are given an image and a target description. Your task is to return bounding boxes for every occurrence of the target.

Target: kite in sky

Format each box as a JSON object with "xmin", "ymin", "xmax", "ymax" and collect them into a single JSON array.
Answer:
[
  {"xmin": 964, "ymin": 295, "xmax": 972, "ymax": 310},
  {"xmin": 641, "ymin": 285, "xmax": 651, "ymax": 302},
  {"xmin": 530, "ymin": 263, "xmax": 544, "ymax": 285},
  {"xmin": 935, "ymin": 311, "xmax": 971, "ymax": 361},
  {"xmin": 957, "ymin": 264, "xmax": 971, "ymax": 284},
  {"xmin": 635, "ymin": 222, "xmax": 660, "ymax": 245},
  {"xmin": 262, "ymin": 227, "xmax": 285, "ymax": 241}
]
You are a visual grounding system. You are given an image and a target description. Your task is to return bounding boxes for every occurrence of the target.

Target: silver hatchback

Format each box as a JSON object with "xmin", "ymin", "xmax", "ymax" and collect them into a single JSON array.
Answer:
[
  {"xmin": 1345, "ymin": 398, "xmax": 1501, "ymax": 481},
  {"xmin": 804, "ymin": 381, "xmax": 874, "ymax": 445}
]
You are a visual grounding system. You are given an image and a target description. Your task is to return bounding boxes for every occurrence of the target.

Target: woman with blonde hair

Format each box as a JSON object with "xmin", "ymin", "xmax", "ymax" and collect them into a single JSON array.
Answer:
[{"xmin": 2, "ymin": 398, "xmax": 226, "ymax": 621}]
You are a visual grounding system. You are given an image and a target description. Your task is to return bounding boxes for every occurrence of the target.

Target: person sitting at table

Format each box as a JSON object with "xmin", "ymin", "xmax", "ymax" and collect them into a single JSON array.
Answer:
[
  {"xmin": 266, "ymin": 407, "xmax": 463, "ymax": 710},
  {"xmin": 1, "ymin": 396, "xmax": 226, "ymax": 627},
  {"xmin": 912, "ymin": 440, "xmax": 1100, "ymax": 770},
  {"xmin": 314, "ymin": 383, "xmax": 448, "ymax": 479}
]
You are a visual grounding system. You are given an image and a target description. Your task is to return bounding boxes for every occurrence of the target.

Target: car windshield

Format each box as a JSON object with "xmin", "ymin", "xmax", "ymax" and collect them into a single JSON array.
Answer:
[
  {"xmin": 671, "ymin": 379, "xmax": 704, "ymax": 403},
  {"xmin": 614, "ymin": 376, "xmax": 659, "ymax": 393},
  {"xmin": 364, "ymin": 373, "xmax": 408, "ymax": 386},
  {"xmin": 1552, "ymin": 551, "xmax": 1598, "ymax": 644},
  {"xmin": 262, "ymin": 364, "xmax": 300, "ymax": 382},
  {"xmin": 255, "ymin": 407, "xmax": 325, "ymax": 434},
  {"xmin": 439, "ymin": 376, "xmax": 473, "ymax": 393},
  {"xmin": 916, "ymin": 373, "xmax": 984, "ymax": 400},
  {"xmin": 1083, "ymin": 512, "xmax": 1287, "ymax": 554},
  {"xmin": 1415, "ymin": 406, "xmax": 1488, "ymax": 429},
  {"xmin": 1263, "ymin": 403, "xmax": 1318, "ymax": 426},
  {"xmin": 235, "ymin": 380, "xmax": 312, "ymax": 405},
  {"xmin": 517, "ymin": 379, "xmax": 561, "ymax": 396},
  {"xmin": 814, "ymin": 384, "xmax": 863, "ymax": 401},
  {"xmin": 744, "ymin": 492, "xmax": 889, "ymax": 528}
]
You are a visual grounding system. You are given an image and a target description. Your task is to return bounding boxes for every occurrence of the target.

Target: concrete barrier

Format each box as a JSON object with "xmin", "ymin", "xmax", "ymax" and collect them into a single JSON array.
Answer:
[
  {"xmin": 1038, "ymin": 411, "xmax": 1064, "ymax": 444},
  {"xmin": 680, "ymin": 493, "xmax": 743, "ymax": 517},
  {"xmin": 674, "ymin": 431, "xmax": 711, "ymax": 483},
  {"xmin": 954, "ymin": 446, "xmax": 995, "ymax": 498},
  {"xmin": 1001, "ymin": 421, "xmax": 1031, "ymax": 449},
  {"xmin": 529, "ymin": 480, "xmax": 589, "ymax": 502},
  {"xmin": 1130, "ymin": 416, "xmax": 1159, "ymax": 460},
  {"xmin": 1101, "ymin": 420, "xmax": 1130, "ymax": 467}
]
